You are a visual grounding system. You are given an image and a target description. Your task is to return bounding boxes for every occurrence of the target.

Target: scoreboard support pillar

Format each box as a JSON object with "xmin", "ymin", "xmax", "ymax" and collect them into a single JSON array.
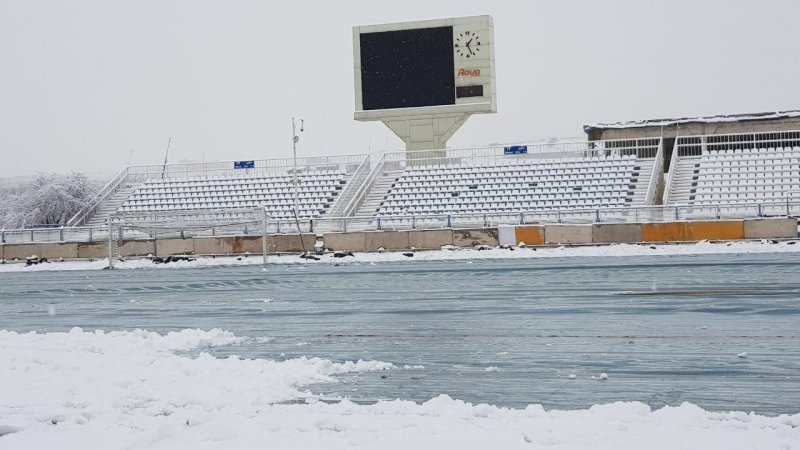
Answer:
[{"xmin": 383, "ymin": 114, "xmax": 470, "ymax": 163}]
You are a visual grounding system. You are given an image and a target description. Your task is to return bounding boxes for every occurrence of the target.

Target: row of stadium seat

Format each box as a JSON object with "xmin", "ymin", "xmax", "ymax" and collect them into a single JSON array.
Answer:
[
  {"xmin": 377, "ymin": 156, "xmax": 639, "ymax": 216},
  {"xmin": 691, "ymin": 147, "xmax": 800, "ymax": 205},
  {"xmin": 117, "ymin": 170, "xmax": 347, "ymax": 218}
]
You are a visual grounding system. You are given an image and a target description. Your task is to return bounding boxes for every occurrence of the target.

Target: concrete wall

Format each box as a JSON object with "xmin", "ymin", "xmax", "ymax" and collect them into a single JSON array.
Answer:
[
  {"xmin": 544, "ymin": 225, "xmax": 593, "ymax": 245},
  {"xmin": 452, "ymin": 228, "xmax": 499, "ymax": 247},
  {"xmin": 2, "ymin": 219, "xmax": 797, "ymax": 260},
  {"xmin": 409, "ymin": 230, "xmax": 453, "ymax": 249},
  {"xmin": 744, "ymin": 218, "xmax": 798, "ymax": 239},
  {"xmin": 497, "ymin": 225, "xmax": 516, "ymax": 246},
  {"xmin": 593, "ymin": 223, "xmax": 643, "ymax": 244},
  {"xmin": 323, "ymin": 233, "xmax": 368, "ymax": 252}
]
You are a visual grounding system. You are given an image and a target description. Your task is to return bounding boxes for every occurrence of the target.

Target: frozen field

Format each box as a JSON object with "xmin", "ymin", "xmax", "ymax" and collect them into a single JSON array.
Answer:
[{"xmin": 2, "ymin": 245, "xmax": 800, "ymax": 448}]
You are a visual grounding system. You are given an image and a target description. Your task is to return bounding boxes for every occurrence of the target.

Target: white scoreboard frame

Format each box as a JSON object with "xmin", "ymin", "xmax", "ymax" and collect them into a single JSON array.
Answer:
[{"xmin": 353, "ymin": 15, "xmax": 497, "ymax": 122}]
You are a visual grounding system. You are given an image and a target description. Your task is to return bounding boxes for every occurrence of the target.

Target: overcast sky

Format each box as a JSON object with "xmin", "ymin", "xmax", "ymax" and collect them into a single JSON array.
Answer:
[{"xmin": 1, "ymin": 0, "xmax": 799, "ymax": 178}]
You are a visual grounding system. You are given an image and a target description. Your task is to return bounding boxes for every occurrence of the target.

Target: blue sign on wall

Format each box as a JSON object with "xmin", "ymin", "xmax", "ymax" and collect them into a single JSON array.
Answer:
[
  {"xmin": 504, "ymin": 146, "xmax": 528, "ymax": 155},
  {"xmin": 234, "ymin": 160, "xmax": 255, "ymax": 169}
]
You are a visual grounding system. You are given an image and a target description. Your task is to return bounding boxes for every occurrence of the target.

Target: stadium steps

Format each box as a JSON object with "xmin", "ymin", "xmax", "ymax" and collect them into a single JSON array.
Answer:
[
  {"xmin": 356, "ymin": 170, "xmax": 404, "ymax": 217},
  {"xmin": 628, "ymin": 159, "xmax": 654, "ymax": 206},
  {"xmin": 84, "ymin": 185, "xmax": 139, "ymax": 227},
  {"xmin": 666, "ymin": 157, "xmax": 701, "ymax": 204}
]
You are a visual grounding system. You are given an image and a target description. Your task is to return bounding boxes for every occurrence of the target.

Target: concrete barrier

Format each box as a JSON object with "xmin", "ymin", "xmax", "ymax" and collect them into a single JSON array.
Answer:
[
  {"xmin": 77, "ymin": 243, "xmax": 109, "ymax": 259},
  {"xmin": 514, "ymin": 226, "xmax": 545, "ymax": 246},
  {"xmin": 2, "ymin": 244, "xmax": 39, "ymax": 260},
  {"xmin": 154, "ymin": 238, "xmax": 194, "ymax": 256},
  {"xmin": 194, "ymin": 236, "xmax": 262, "ymax": 255},
  {"xmin": 593, "ymin": 223, "xmax": 643, "ymax": 244},
  {"xmin": 270, "ymin": 234, "xmax": 317, "ymax": 253},
  {"xmin": 365, "ymin": 231, "xmax": 410, "ymax": 251},
  {"xmin": 497, "ymin": 225, "xmax": 516, "ymax": 246},
  {"xmin": 452, "ymin": 228, "xmax": 499, "ymax": 247},
  {"xmin": 117, "ymin": 240, "xmax": 156, "ymax": 257},
  {"xmin": 544, "ymin": 224, "xmax": 593, "ymax": 245},
  {"xmin": 409, "ymin": 230, "xmax": 453, "ymax": 249},
  {"xmin": 642, "ymin": 222, "xmax": 688, "ymax": 242},
  {"xmin": 744, "ymin": 218, "xmax": 798, "ymax": 239},
  {"xmin": 686, "ymin": 221, "xmax": 744, "ymax": 241},
  {"xmin": 323, "ymin": 232, "xmax": 367, "ymax": 252}
]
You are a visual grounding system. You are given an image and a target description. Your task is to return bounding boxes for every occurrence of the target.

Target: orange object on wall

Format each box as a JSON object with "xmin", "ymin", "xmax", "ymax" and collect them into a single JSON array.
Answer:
[{"xmin": 515, "ymin": 226, "xmax": 545, "ymax": 245}]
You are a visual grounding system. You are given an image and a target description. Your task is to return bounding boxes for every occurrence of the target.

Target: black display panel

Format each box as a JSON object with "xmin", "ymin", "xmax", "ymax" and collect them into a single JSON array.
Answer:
[{"xmin": 360, "ymin": 27, "xmax": 455, "ymax": 111}]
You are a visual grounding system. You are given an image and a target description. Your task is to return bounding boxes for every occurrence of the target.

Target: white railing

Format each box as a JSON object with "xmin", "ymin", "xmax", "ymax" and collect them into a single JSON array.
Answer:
[
  {"xmin": 676, "ymin": 130, "xmax": 800, "ymax": 157},
  {"xmin": 67, "ymin": 167, "xmax": 131, "ymax": 227},
  {"xmin": 126, "ymin": 153, "xmax": 368, "ymax": 182},
  {"xmin": 327, "ymin": 155, "xmax": 371, "ymax": 217},
  {"xmin": 378, "ymin": 137, "xmax": 660, "ymax": 171},
  {"xmin": 341, "ymin": 153, "xmax": 388, "ymax": 218},
  {"xmin": 662, "ymin": 138, "xmax": 680, "ymax": 204},
  {"xmin": 4, "ymin": 200, "xmax": 799, "ymax": 245},
  {"xmin": 644, "ymin": 138, "xmax": 665, "ymax": 205}
]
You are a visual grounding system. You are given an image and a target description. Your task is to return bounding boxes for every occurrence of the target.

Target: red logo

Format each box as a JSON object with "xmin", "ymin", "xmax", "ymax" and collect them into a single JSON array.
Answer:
[{"xmin": 458, "ymin": 68, "xmax": 481, "ymax": 77}]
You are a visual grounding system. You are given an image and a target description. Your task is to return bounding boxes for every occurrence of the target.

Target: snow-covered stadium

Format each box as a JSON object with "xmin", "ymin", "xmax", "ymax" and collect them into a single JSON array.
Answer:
[{"xmin": 3, "ymin": 7, "xmax": 800, "ymax": 450}]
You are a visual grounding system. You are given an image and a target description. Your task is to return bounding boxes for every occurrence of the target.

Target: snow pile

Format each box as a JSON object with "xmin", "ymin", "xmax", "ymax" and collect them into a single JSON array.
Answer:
[
  {"xmin": 1, "ymin": 329, "xmax": 798, "ymax": 449},
  {"xmin": 1, "ymin": 239, "xmax": 800, "ymax": 273}
]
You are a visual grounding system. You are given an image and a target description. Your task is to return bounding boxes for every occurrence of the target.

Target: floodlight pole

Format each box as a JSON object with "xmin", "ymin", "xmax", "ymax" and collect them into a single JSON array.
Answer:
[{"xmin": 291, "ymin": 117, "xmax": 304, "ymax": 217}]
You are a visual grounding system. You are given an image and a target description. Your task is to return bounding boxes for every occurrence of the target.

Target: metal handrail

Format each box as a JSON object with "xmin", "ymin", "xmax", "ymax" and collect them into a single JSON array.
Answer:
[
  {"xmin": 327, "ymin": 155, "xmax": 371, "ymax": 216},
  {"xmin": 342, "ymin": 153, "xmax": 387, "ymax": 217},
  {"xmin": 645, "ymin": 138, "xmax": 664, "ymax": 205},
  {"xmin": 66, "ymin": 167, "xmax": 130, "ymax": 227}
]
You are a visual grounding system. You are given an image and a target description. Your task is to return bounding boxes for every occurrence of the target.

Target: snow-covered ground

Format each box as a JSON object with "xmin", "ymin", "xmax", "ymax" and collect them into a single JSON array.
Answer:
[
  {"xmin": 1, "ymin": 328, "xmax": 798, "ymax": 450},
  {"xmin": 1, "ymin": 239, "xmax": 798, "ymax": 272}
]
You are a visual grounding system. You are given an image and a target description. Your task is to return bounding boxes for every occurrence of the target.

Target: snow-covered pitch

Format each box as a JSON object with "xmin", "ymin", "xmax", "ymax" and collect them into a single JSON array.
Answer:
[{"xmin": 1, "ymin": 328, "xmax": 798, "ymax": 450}]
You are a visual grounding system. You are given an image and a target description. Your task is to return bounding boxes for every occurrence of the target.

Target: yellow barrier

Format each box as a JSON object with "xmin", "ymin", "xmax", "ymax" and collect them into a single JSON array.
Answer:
[
  {"xmin": 641, "ymin": 223, "xmax": 687, "ymax": 242},
  {"xmin": 686, "ymin": 221, "xmax": 745, "ymax": 241}
]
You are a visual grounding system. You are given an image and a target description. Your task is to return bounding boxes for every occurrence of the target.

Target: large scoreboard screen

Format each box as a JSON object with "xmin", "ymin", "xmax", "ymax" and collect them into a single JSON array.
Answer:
[
  {"xmin": 353, "ymin": 16, "xmax": 496, "ymax": 121},
  {"xmin": 359, "ymin": 27, "xmax": 455, "ymax": 111}
]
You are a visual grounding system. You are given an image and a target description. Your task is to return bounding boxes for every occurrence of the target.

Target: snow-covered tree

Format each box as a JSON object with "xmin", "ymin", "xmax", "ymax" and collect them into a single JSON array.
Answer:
[{"xmin": 0, "ymin": 173, "xmax": 99, "ymax": 229}]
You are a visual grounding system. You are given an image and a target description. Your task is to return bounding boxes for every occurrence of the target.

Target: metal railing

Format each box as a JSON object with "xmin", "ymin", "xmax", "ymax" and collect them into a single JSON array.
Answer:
[
  {"xmin": 645, "ymin": 138, "xmax": 665, "ymax": 205},
  {"xmin": 327, "ymin": 155, "xmax": 371, "ymax": 217},
  {"xmin": 67, "ymin": 167, "xmax": 130, "ymax": 227},
  {"xmin": 341, "ymin": 153, "xmax": 388, "ymax": 218},
  {"xmin": 676, "ymin": 130, "xmax": 800, "ymax": 157},
  {"xmin": 4, "ymin": 200, "xmax": 798, "ymax": 245}
]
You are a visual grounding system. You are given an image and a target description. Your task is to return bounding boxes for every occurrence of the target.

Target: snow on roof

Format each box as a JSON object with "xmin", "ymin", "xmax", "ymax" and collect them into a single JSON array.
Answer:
[{"xmin": 585, "ymin": 110, "xmax": 800, "ymax": 132}]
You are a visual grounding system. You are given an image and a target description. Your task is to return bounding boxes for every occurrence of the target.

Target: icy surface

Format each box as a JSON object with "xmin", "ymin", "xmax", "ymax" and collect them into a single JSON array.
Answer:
[
  {"xmin": 1, "ymin": 329, "xmax": 798, "ymax": 449},
  {"xmin": 1, "ymin": 239, "xmax": 799, "ymax": 272}
]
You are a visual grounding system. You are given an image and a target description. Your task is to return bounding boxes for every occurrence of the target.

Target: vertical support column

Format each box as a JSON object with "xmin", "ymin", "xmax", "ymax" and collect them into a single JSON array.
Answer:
[
  {"xmin": 107, "ymin": 216, "xmax": 114, "ymax": 270},
  {"xmin": 262, "ymin": 208, "xmax": 268, "ymax": 266}
]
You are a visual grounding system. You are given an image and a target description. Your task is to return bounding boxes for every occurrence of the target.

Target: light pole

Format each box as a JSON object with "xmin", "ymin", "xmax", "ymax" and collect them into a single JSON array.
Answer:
[{"xmin": 291, "ymin": 117, "xmax": 304, "ymax": 217}]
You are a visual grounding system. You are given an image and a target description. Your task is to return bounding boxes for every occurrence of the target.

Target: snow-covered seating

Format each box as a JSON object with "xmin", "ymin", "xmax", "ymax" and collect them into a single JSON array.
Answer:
[
  {"xmin": 377, "ymin": 155, "xmax": 640, "ymax": 216},
  {"xmin": 117, "ymin": 169, "xmax": 347, "ymax": 219},
  {"xmin": 692, "ymin": 147, "xmax": 800, "ymax": 204}
]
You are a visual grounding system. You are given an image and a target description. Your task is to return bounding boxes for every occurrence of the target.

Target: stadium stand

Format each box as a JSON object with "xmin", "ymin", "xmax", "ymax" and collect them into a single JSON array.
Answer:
[
  {"xmin": 117, "ymin": 169, "xmax": 347, "ymax": 219},
  {"xmin": 377, "ymin": 155, "xmax": 640, "ymax": 216},
  {"xmin": 664, "ymin": 131, "xmax": 800, "ymax": 205}
]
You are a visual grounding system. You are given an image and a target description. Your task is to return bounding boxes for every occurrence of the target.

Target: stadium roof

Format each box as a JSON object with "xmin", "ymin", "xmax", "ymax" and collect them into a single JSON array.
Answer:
[{"xmin": 584, "ymin": 110, "xmax": 800, "ymax": 133}]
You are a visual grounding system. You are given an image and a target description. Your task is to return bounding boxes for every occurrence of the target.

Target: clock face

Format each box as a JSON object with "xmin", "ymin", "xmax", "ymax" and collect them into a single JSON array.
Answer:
[{"xmin": 454, "ymin": 30, "xmax": 482, "ymax": 59}]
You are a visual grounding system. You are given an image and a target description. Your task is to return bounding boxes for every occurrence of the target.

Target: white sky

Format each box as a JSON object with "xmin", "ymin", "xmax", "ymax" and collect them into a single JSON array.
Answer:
[{"xmin": 1, "ymin": 0, "xmax": 799, "ymax": 178}]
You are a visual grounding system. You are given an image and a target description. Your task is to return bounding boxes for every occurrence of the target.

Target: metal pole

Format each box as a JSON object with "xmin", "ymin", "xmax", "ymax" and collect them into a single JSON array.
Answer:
[
  {"xmin": 262, "ymin": 208, "xmax": 268, "ymax": 265},
  {"xmin": 107, "ymin": 216, "xmax": 114, "ymax": 269},
  {"xmin": 292, "ymin": 117, "xmax": 304, "ymax": 219}
]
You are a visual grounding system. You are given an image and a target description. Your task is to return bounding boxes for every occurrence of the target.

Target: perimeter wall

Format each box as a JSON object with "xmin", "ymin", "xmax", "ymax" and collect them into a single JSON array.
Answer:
[{"xmin": 0, "ymin": 218, "xmax": 796, "ymax": 260}]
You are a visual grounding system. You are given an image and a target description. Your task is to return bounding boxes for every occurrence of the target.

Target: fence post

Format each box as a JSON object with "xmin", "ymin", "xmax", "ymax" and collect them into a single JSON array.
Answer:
[
  {"xmin": 412, "ymin": 215, "xmax": 416, "ymax": 230},
  {"xmin": 88, "ymin": 227, "xmax": 93, "ymax": 243},
  {"xmin": 376, "ymin": 216, "xmax": 382, "ymax": 231},
  {"xmin": 107, "ymin": 216, "xmax": 114, "ymax": 269},
  {"xmin": 59, "ymin": 228, "xmax": 64, "ymax": 242},
  {"xmin": 675, "ymin": 207, "xmax": 680, "ymax": 221},
  {"xmin": 757, "ymin": 203, "xmax": 763, "ymax": 218},
  {"xmin": 277, "ymin": 220, "xmax": 281, "ymax": 234},
  {"xmin": 30, "ymin": 229, "xmax": 34, "ymax": 242},
  {"xmin": 447, "ymin": 215, "xmax": 452, "ymax": 229},
  {"xmin": 634, "ymin": 208, "xmax": 640, "ymax": 222},
  {"xmin": 519, "ymin": 212, "xmax": 525, "ymax": 225},
  {"xmin": 483, "ymin": 214, "xmax": 488, "ymax": 228},
  {"xmin": 716, "ymin": 206, "xmax": 721, "ymax": 219},
  {"xmin": 343, "ymin": 217, "xmax": 348, "ymax": 234},
  {"xmin": 180, "ymin": 230, "xmax": 185, "ymax": 239},
  {"xmin": 262, "ymin": 208, "xmax": 268, "ymax": 265},
  {"xmin": 595, "ymin": 209, "xmax": 601, "ymax": 223},
  {"xmin": 310, "ymin": 219, "xmax": 314, "ymax": 233},
  {"xmin": 1, "ymin": 230, "xmax": 4, "ymax": 243},
  {"xmin": 557, "ymin": 210, "xmax": 562, "ymax": 224}
]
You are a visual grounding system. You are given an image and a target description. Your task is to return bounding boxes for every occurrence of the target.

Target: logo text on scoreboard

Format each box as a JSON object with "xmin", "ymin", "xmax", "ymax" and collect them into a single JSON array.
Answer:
[{"xmin": 457, "ymin": 68, "xmax": 481, "ymax": 77}]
